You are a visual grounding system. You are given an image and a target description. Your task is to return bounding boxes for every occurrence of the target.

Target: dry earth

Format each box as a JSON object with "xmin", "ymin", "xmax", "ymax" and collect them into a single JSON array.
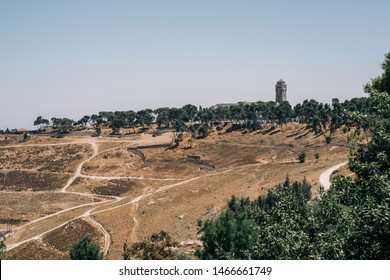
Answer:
[{"xmin": 0, "ymin": 124, "xmax": 350, "ymax": 259}]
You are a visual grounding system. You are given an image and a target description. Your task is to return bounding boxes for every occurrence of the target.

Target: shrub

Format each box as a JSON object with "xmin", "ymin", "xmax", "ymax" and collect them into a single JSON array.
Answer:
[
  {"xmin": 298, "ymin": 152, "xmax": 306, "ymax": 163},
  {"xmin": 123, "ymin": 231, "xmax": 178, "ymax": 260},
  {"xmin": 69, "ymin": 236, "xmax": 103, "ymax": 260}
]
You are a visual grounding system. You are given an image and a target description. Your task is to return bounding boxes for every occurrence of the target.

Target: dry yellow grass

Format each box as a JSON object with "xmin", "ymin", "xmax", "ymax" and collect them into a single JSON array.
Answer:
[{"xmin": 1, "ymin": 123, "xmax": 350, "ymax": 259}]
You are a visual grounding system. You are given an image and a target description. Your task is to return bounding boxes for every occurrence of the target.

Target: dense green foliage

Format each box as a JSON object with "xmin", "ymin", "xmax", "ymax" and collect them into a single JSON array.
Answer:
[
  {"xmin": 197, "ymin": 52, "xmax": 390, "ymax": 260},
  {"xmin": 123, "ymin": 231, "xmax": 178, "ymax": 260},
  {"xmin": 33, "ymin": 116, "xmax": 49, "ymax": 130},
  {"xmin": 69, "ymin": 236, "xmax": 104, "ymax": 260},
  {"xmin": 198, "ymin": 178, "xmax": 327, "ymax": 260},
  {"xmin": 329, "ymin": 53, "xmax": 390, "ymax": 259}
]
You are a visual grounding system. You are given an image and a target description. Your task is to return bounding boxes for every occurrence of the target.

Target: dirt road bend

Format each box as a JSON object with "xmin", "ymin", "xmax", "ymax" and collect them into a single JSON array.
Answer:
[{"xmin": 319, "ymin": 162, "xmax": 348, "ymax": 191}]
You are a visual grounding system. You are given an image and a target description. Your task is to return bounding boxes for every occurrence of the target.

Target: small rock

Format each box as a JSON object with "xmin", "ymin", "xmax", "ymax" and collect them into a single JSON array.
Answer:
[{"xmin": 177, "ymin": 214, "xmax": 184, "ymax": 220}]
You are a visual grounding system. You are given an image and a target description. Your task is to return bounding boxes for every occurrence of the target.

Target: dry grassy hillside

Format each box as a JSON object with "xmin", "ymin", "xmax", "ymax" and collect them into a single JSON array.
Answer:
[{"xmin": 0, "ymin": 123, "xmax": 350, "ymax": 259}]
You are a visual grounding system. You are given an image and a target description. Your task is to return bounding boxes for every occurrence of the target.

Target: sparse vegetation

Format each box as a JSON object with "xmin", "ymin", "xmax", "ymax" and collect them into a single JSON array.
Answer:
[
  {"xmin": 315, "ymin": 153, "xmax": 320, "ymax": 162},
  {"xmin": 123, "ymin": 231, "xmax": 178, "ymax": 260}
]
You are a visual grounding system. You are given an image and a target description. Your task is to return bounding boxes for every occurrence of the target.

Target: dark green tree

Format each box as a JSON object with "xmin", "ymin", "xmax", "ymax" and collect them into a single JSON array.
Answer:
[
  {"xmin": 275, "ymin": 101, "xmax": 292, "ymax": 130},
  {"xmin": 78, "ymin": 115, "xmax": 90, "ymax": 128},
  {"xmin": 298, "ymin": 152, "xmax": 306, "ymax": 163},
  {"xmin": 69, "ymin": 236, "xmax": 104, "ymax": 260},
  {"xmin": 155, "ymin": 107, "xmax": 170, "ymax": 129},
  {"xmin": 136, "ymin": 109, "xmax": 153, "ymax": 128},
  {"xmin": 315, "ymin": 153, "xmax": 320, "ymax": 162},
  {"xmin": 51, "ymin": 117, "xmax": 74, "ymax": 133},
  {"xmin": 197, "ymin": 196, "xmax": 257, "ymax": 260},
  {"xmin": 34, "ymin": 116, "xmax": 49, "ymax": 131},
  {"xmin": 197, "ymin": 123, "xmax": 210, "ymax": 139},
  {"xmin": 333, "ymin": 52, "xmax": 390, "ymax": 259},
  {"xmin": 181, "ymin": 104, "xmax": 198, "ymax": 122},
  {"xmin": 330, "ymin": 98, "xmax": 343, "ymax": 132},
  {"xmin": 197, "ymin": 178, "xmax": 315, "ymax": 260},
  {"xmin": 366, "ymin": 52, "xmax": 390, "ymax": 94}
]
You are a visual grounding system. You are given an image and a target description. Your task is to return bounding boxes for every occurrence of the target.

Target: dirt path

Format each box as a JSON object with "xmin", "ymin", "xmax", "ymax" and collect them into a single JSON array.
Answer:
[
  {"xmin": 12, "ymin": 199, "xmax": 109, "ymax": 231},
  {"xmin": 4, "ymin": 134, "xmax": 347, "ymax": 258},
  {"xmin": 5, "ymin": 140, "xmax": 115, "ymax": 253},
  {"xmin": 319, "ymin": 162, "xmax": 348, "ymax": 191},
  {"xmin": 61, "ymin": 142, "xmax": 99, "ymax": 192},
  {"xmin": 5, "ymin": 136, "xmax": 182, "ymax": 255},
  {"xmin": 82, "ymin": 205, "xmax": 111, "ymax": 256},
  {"xmin": 7, "ymin": 201, "xmax": 109, "ymax": 251},
  {"xmin": 91, "ymin": 168, "xmax": 233, "ymax": 218}
]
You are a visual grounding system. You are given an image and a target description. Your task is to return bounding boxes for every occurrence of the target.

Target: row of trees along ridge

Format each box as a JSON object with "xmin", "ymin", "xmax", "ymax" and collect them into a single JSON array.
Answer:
[{"xmin": 31, "ymin": 96, "xmax": 372, "ymax": 140}]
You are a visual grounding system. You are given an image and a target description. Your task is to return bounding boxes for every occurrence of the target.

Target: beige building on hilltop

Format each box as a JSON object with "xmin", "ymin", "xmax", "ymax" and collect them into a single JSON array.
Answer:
[
  {"xmin": 275, "ymin": 79, "xmax": 287, "ymax": 103},
  {"xmin": 212, "ymin": 80, "xmax": 288, "ymax": 108}
]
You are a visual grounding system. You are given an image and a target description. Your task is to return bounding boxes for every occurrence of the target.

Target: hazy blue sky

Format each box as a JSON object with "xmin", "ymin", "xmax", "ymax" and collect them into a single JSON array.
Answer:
[{"xmin": 1, "ymin": 0, "xmax": 389, "ymax": 129}]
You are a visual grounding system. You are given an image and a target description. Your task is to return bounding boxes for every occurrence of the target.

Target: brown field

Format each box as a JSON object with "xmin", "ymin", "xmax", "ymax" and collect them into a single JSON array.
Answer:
[
  {"xmin": 0, "ymin": 192, "xmax": 99, "ymax": 230},
  {"xmin": 1, "ymin": 124, "xmax": 350, "ymax": 259}
]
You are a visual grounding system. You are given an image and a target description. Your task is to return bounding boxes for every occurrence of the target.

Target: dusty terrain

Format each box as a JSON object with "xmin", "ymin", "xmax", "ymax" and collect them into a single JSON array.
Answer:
[{"xmin": 0, "ymin": 124, "xmax": 350, "ymax": 259}]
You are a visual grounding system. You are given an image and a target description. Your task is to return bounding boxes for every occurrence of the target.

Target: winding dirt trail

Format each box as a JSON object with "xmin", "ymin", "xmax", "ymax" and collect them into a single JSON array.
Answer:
[
  {"xmin": 5, "ymin": 140, "xmax": 115, "ymax": 254},
  {"xmin": 88, "ymin": 167, "xmax": 234, "ymax": 244},
  {"xmin": 91, "ymin": 168, "xmax": 233, "ymax": 216},
  {"xmin": 319, "ymin": 161, "xmax": 348, "ymax": 191},
  {"xmin": 5, "ymin": 204, "xmax": 103, "ymax": 251},
  {"xmin": 4, "ymin": 136, "xmax": 189, "ymax": 256},
  {"xmin": 61, "ymin": 142, "xmax": 99, "ymax": 192},
  {"xmin": 4, "ymin": 134, "xmax": 348, "ymax": 258}
]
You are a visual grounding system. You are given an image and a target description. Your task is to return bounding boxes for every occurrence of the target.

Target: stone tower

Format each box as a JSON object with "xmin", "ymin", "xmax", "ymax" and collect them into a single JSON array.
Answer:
[{"xmin": 275, "ymin": 79, "xmax": 287, "ymax": 103}]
